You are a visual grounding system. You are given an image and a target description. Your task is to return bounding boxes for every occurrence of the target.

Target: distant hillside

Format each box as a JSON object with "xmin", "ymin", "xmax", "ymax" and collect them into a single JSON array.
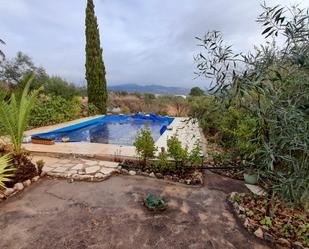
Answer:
[{"xmin": 108, "ymin": 84, "xmax": 190, "ymax": 95}]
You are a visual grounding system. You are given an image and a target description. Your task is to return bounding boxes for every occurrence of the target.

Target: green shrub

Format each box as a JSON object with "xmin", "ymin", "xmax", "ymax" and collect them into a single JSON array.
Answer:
[
  {"xmin": 167, "ymin": 135, "xmax": 188, "ymax": 168},
  {"xmin": 133, "ymin": 128, "xmax": 157, "ymax": 166},
  {"xmin": 43, "ymin": 76, "xmax": 80, "ymax": 100},
  {"xmin": 188, "ymin": 142, "xmax": 203, "ymax": 167},
  {"xmin": 88, "ymin": 103, "xmax": 100, "ymax": 116},
  {"xmin": 29, "ymin": 95, "xmax": 81, "ymax": 127},
  {"xmin": 144, "ymin": 193, "xmax": 167, "ymax": 210},
  {"xmin": 153, "ymin": 151, "xmax": 174, "ymax": 173}
]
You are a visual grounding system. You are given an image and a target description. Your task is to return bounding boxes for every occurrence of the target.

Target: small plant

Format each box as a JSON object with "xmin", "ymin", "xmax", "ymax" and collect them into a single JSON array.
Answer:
[
  {"xmin": 153, "ymin": 151, "xmax": 174, "ymax": 173},
  {"xmin": 0, "ymin": 154, "xmax": 15, "ymax": 189},
  {"xmin": 36, "ymin": 159, "xmax": 45, "ymax": 175},
  {"xmin": 144, "ymin": 193, "xmax": 167, "ymax": 211},
  {"xmin": 297, "ymin": 223, "xmax": 309, "ymax": 244},
  {"xmin": 260, "ymin": 216, "xmax": 272, "ymax": 230},
  {"xmin": 279, "ymin": 223, "xmax": 295, "ymax": 238},
  {"xmin": 167, "ymin": 135, "xmax": 188, "ymax": 168},
  {"xmin": 245, "ymin": 210, "xmax": 254, "ymax": 217},
  {"xmin": 133, "ymin": 128, "xmax": 157, "ymax": 167},
  {"xmin": 188, "ymin": 141, "xmax": 203, "ymax": 167}
]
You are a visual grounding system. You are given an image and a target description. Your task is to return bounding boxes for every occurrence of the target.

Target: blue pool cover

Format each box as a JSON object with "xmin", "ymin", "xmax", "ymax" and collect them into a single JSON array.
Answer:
[{"xmin": 32, "ymin": 114, "xmax": 174, "ymax": 146}]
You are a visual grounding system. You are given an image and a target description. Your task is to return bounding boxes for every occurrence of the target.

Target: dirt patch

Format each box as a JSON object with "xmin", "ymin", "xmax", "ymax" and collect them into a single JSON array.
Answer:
[{"xmin": 0, "ymin": 175, "xmax": 270, "ymax": 249}]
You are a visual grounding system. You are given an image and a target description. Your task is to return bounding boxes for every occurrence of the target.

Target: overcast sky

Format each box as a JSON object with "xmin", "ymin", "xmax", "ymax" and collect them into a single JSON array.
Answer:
[{"xmin": 0, "ymin": 0, "xmax": 306, "ymax": 88}]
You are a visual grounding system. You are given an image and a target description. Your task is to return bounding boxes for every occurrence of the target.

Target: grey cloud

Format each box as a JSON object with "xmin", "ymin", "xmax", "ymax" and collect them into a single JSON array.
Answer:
[{"xmin": 0, "ymin": 0, "xmax": 306, "ymax": 88}]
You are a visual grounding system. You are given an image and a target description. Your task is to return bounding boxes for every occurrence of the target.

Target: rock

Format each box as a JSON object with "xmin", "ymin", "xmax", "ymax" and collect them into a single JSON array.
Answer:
[
  {"xmin": 100, "ymin": 167, "xmax": 115, "ymax": 175},
  {"xmin": 243, "ymin": 219, "xmax": 250, "ymax": 228},
  {"xmin": 164, "ymin": 175, "xmax": 173, "ymax": 181},
  {"xmin": 71, "ymin": 164, "xmax": 84, "ymax": 170},
  {"xmin": 254, "ymin": 228, "xmax": 264, "ymax": 239},
  {"xmin": 141, "ymin": 172, "xmax": 149, "ymax": 177},
  {"xmin": 84, "ymin": 160, "xmax": 97, "ymax": 166},
  {"xmin": 14, "ymin": 183, "xmax": 24, "ymax": 191},
  {"xmin": 67, "ymin": 178, "xmax": 74, "ymax": 183},
  {"xmin": 95, "ymin": 173, "xmax": 105, "ymax": 178},
  {"xmin": 4, "ymin": 188, "xmax": 15, "ymax": 196},
  {"xmin": 53, "ymin": 167, "xmax": 67, "ymax": 173},
  {"xmin": 179, "ymin": 179, "xmax": 185, "ymax": 184},
  {"xmin": 32, "ymin": 176, "xmax": 40, "ymax": 182},
  {"xmin": 85, "ymin": 166, "xmax": 100, "ymax": 174},
  {"xmin": 129, "ymin": 170, "xmax": 136, "ymax": 176},
  {"xmin": 155, "ymin": 173, "xmax": 163, "ymax": 179},
  {"xmin": 276, "ymin": 238, "xmax": 291, "ymax": 248},
  {"xmin": 264, "ymin": 232, "xmax": 275, "ymax": 243},
  {"xmin": 149, "ymin": 172, "xmax": 155, "ymax": 178},
  {"xmin": 233, "ymin": 202, "xmax": 240, "ymax": 213},
  {"xmin": 293, "ymin": 242, "xmax": 305, "ymax": 249},
  {"xmin": 238, "ymin": 205, "xmax": 245, "ymax": 214},
  {"xmin": 23, "ymin": 179, "xmax": 31, "ymax": 187},
  {"xmin": 185, "ymin": 179, "xmax": 191, "ymax": 185},
  {"xmin": 121, "ymin": 169, "xmax": 129, "ymax": 174},
  {"xmin": 117, "ymin": 165, "xmax": 122, "ymax": 170}
]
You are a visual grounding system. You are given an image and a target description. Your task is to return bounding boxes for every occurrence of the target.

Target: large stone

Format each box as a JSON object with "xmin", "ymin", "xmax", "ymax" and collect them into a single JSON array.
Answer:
[
  {"xmin": 100, "ymin": 167, "xmax": 115, "ymax": 175},
  {"xmin": 129, "ymin": 170, "xmax": 136, "ymax": 176},
  {"xmin": 71, "ymin": 164, "xmax": 84, "ymax": 170},
  {"xmin": 254, "ymin": 228, "xmax": 263, "ymax": 239},
  {"xmin": 98, "ymin": 161, "xmax": 119, "ymax": 168},
  {"xmin": 42, "ymin": 166, "xmax": 54, "ymax": 172},
  {"xmin": 4, "ymin": 188, "xmax": 15, "ymax": 196},
  {"xmin": 149, "ymin": 172, "xmax": 155, "ymax": 178},
  {"xmin": 276, "ymin": 238, "xmax": 290, "ymax": 248},
  {"xmin": 84, "ymin": 160, "xmax": 98, "ymax": 166},
  {"xmin": 23, "ymin": 180, "xmax": 31, "ymax": 187},
  {"xmin": 156, "ymin": 173, "xmax": 163, "ymax": 179},
  {"xmin": 14, "ymin": 183, "xmax": 24, "ymax": 191},
  {"xmin": 95, "ymin": 173, "xmax": 105, "ymax": 178},
  {"xmin": 53, "ymin": 167, "xmax": 67, "ymax": 173},
  {"xmin": 85, "ymin": 166, "xmax": 100, "ymax": 174},
  {"xmin": 293, "ymin": 242, "xmax": 305, "ymax": 249},
  {"xmin": 32, "ymin": 176, "xmax": 40, "ymax": 182}
]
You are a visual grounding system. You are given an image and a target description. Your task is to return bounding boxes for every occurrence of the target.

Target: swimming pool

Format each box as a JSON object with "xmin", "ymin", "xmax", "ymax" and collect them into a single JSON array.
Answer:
[{"xmin": 32, "ymin": 114, "xmax": 174, "ymax": 146}]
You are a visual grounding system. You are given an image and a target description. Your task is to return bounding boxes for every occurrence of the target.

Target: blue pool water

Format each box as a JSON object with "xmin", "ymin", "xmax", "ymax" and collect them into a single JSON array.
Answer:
[{"xmin": 33, "ymin": 114, "xmax": 174, "ymax": 146}]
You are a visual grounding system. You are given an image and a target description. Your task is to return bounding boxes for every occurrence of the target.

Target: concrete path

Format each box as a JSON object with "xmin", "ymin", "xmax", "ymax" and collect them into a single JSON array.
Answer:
[{"xmin": 0, "ymin": 173, "xmax": 270, "ymax": 249}]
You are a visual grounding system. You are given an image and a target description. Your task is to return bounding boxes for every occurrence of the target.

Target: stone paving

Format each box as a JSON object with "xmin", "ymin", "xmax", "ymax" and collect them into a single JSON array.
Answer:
[{"xmin": 34, "ymin": 156, "xmax": 120, "ymax": 181}]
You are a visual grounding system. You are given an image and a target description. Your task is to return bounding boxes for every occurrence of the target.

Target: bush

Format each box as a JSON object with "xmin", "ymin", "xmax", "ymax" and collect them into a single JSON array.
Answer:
[
  {"xmin": 29, "ymin": 95, "xmax": 82, "ymax": 127},
  {"xmin": 153, "ymin": 151, "xmax": 174, "ymax": 173},
  {"xmin": 188, "ymin": 142, "xmax": 203, "ymax": 167},
  {"xmin": 43, "ymin": 76, "xmax": 80, "ymax": 100},
  {"xmin": 133, "ymin": 128, "xmax": 157, "ymax": 166},
  {"xmin": 167, "ymin": 135, "xmax": 188, "ymax": 168}
]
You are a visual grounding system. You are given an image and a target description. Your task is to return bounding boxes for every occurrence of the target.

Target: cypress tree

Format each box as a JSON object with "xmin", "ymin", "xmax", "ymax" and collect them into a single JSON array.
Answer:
[{"xmin": 85, "ymin": 0, "xmax": 107, "ymax": 114}]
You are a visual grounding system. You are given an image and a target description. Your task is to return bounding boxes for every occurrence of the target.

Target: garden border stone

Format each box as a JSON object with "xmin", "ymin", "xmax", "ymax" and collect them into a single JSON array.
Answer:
[{"xmin": 228, "ymin": 192, "xmax": 308, "ymax": 249}]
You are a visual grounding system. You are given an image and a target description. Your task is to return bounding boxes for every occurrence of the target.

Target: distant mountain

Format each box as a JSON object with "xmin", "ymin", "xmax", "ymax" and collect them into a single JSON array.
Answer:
[{"xmin": 108, "ymin": 84, "xmax": 190, "ymax": 95}]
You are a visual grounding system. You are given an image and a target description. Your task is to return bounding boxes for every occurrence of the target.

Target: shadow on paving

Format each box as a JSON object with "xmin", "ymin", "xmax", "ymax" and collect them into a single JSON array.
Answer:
[{"xmin": 0, "ymin": 174, "xmax": 270, "ymax": 249}]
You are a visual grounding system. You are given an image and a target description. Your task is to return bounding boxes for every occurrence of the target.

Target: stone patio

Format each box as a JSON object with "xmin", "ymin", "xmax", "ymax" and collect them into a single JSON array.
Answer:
[{"xmin": 34, "ymin": 156, "xmax": 120, "ymax": 181}]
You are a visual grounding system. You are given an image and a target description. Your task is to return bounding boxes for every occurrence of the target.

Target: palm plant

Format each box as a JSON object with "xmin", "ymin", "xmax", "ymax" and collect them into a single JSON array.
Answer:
[
  {"xmin": 0, "ymin": 154, "xmax": 15, "ymax": 189},
  {"xmin": 0, "ymin": 74, "xmax": 40, "ymax": 154}
]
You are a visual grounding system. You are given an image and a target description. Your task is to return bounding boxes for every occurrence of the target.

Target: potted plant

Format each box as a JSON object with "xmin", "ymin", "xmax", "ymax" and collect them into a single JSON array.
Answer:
[
  {"xmin": 144, "ymin": 193, "xmax": 168, "ymax": 212},
  {"xmin": 31, "ymin": 136, "xmax": 55, "ymax": 145},
  {"xmin": 243, "ymin": 167, "xmax": 258, "ymax": 185}
]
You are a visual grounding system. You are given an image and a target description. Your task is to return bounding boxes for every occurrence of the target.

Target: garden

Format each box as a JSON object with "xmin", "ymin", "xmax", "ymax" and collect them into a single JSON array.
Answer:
[
  {"xmin": 190, "ymin": 3, "xmax": 309, "ymax": 248},
  {"xmin": 0, "ymin": 1, "xmax": 308, "ymax": 248}
]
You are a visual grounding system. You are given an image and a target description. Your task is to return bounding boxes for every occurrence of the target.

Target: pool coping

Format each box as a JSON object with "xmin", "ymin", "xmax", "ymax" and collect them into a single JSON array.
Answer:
[{"xmin": 23, "ymin": 115, "xmax": 205, "ymax": 162}]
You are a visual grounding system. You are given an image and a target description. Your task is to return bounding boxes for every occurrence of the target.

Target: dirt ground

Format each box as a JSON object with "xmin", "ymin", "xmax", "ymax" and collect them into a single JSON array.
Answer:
[{"xmin": 0, "ymin": 173, "xmax": 270, "ymax": 249}]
